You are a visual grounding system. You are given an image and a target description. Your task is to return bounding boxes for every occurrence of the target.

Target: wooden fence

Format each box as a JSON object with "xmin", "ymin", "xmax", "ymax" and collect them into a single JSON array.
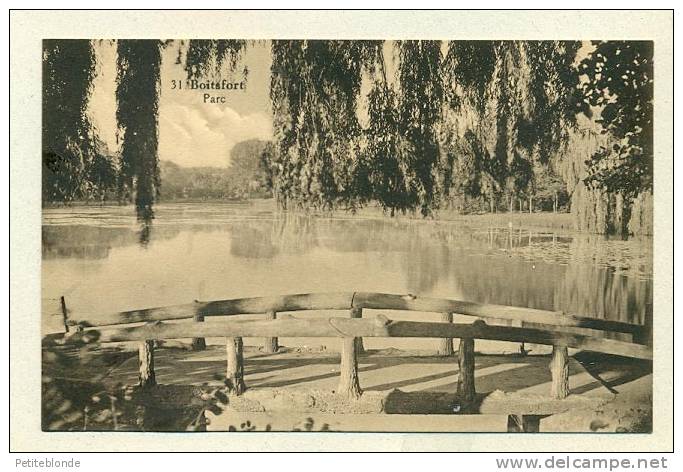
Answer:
[{"xmin": 43, "ymin": 292, "xmax": 652, "ymax": 401}]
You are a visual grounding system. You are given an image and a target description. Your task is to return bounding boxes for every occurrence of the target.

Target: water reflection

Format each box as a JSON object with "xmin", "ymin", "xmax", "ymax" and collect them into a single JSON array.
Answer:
[{"xmin": 42, "ymin": 204, "xmax": 653, "ymax": 325}]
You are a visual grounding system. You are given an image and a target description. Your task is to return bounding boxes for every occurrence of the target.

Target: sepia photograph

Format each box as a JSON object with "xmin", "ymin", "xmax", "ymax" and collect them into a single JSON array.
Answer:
[
  {"xmin": 8, "ymin": 8, "xmax": 674, "ymax": 455},
  {"xmin": 39, "ymin": 36, "xmax": 656, "ymax": 434}
]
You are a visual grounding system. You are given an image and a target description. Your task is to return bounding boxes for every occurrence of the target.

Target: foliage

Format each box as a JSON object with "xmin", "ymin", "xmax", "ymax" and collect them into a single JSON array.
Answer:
[
  {"xmin": 442, "ymin": 41, "xmax": 496, "ymax": 114},
  {"xmin": 42, "ymin": 331, "xmax": 131, "ymax": 431},
  {"xmin": 526, "ymin": 41, "xmax": 582, "ymax": 162},
  {"xmin": 42, "ymin": 38, "xmax": 653, "ymax": 233},
  {"xmin": 228, "ymin": 139, "xmax": 272, "ymax": 198},
  {"xmin": 269, "ymin": 40, "xmax": 380, "ymax": 211},
  {"xmin": 439, "ymin": 41, "xmax": 581, "ymax": 211},
  {"xmin": 579, "ymin": 41, "xmax": 654, "ymax": 198},
  {"xmin": 42, "ymin": 40, "xmax": 98, "ymax": 202},
  {"xmin": 157, "ymin": 139, "xmax": 273, "ymax": 201},
  {"xmin": 87, "ymin": 137, "xmax": 119, "ymax": 201},
  {"xmin": 158, "ymin": 161, "xmax": 236, "ymax": 200},
  {"xmin": 394, "ymin": 41, "xmax": 444, "ymax": 216},
  {"xmin": 363, "ymin": 83, "xmax": 406, "ymax": 215},
  {"xmin": 116, "ymin": 40, "xmax": 163, "ymax": 221},
  {"xmin": 182, "ymin": 40, "xmax": 248, "ymax": 79}
]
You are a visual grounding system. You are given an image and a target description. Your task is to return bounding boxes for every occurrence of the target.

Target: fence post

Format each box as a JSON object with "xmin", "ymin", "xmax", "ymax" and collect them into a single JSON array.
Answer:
[
  {"xmin": 550, "ymin": 344, "xmax": 569, "ymax": 399},
  {"xmin": 263, "ymin": 310, "xmax": 278, "ymax": 353},
  {"xmin": 437, "ymin": 312, "xmax": 454, "ymax": 356},
  {"xmin": 191, "ymin": 314, "xmax": 206, "ymax": 351},
  {"xmin": 226, "ymin": 337, "xmax": 246, "ymax": 394},
  {"xmin": 350, "ymin": 307, "xmax": 365, "ymax": 354},
  {"xmin": 338, "ymin": 308, "xmax": 362, "ymax": 398},
  {"xmin": 138, "ymin": 339, "xmax": 156, "ymax": 388},
  {"xmin": 60, "ymin": 296, "xmax": 70, "ymax": 333},
  {"xmin": 456, "ymin": 337, "xmax": 475, "ymax": 401}
]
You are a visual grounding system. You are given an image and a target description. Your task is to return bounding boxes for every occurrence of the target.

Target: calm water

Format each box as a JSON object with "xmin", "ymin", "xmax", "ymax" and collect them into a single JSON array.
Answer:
[{"xmin": 42, "ymin": 203, "xmax": 653, "ymax": 337}]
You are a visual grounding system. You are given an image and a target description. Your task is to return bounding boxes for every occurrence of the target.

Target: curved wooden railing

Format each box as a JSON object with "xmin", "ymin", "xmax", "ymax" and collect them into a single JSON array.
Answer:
[{"xmin": 43, "ymin": 292, "xmax": 652, "ymax": 402}]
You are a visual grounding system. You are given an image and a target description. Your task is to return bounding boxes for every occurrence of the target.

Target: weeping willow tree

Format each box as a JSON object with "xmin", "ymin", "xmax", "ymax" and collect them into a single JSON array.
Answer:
[
  {"xmin": 362, "ymin": 44, "xmax": 405, "ymax": 215},
  {"xmin": 182, "ymin": 39, "xmax": 247, "ymax": 79},
  {"xmin": 553, "ymin": 41, "xmax": 653, "ymax": 236},
  {"xmin": 393, "ymin": 41, "xmax": 444, "ymax": 216},
  {"xmin": 438, "ymin": 40, "xmax": 581, "ymax": 213},
  {"xmin": 268, "ymin": 40, "xmax": 446, "ymax": 215},
  {"xmin": 42, "ymin": 39, "xmax": 98, "ymax": 203},
  {"xmin": 556, "ymin": 124, "xmax": 621, "ymax": 234},
  {"xmin": 115, "ymin": 40, "xmax": 163, "ymax": 223},
  {"xmin": 45, "ymin": 38, "xmax": 650, "ymax": 234},
  {"xmin": 437, "ymin": 41, "xmax": 495, "ymax": 211},
  {"xmin": 269, "ymin": 40, "xmax": 378, "ymax": 211},
  {"xmin": 495, "ymin": 41, "xmax": 581, "ymax": 213}
]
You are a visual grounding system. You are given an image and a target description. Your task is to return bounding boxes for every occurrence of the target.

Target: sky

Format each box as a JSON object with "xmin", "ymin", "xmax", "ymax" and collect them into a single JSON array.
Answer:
[{"xmin": 89, "ymin": 40, "xmax": 274, "ymax": 168}]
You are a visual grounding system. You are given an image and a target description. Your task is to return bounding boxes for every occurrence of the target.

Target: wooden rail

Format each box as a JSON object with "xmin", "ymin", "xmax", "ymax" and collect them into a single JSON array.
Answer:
[
  {"xmin": 45, "ymin": 291, "xmax": 650, "ymax": 407},
  {"xmin": 44, "ymin": 317, "xmax": 653, "ymax": 359},
  {"xmin": 64, "ymin": 291, "xmax": 644, "ymax": 336},
  {"xmin": 46, "ymin": 291, "xmax": 653, "ymax": 402}
]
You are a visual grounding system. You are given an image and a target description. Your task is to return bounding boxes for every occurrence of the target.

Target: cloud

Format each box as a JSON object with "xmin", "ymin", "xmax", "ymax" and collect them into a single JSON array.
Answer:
[
  {"xmin": 159, "ymin": 92, "xmax": 273, "ymax": 168},
  {"xmin": 88, "ymin": 40, "xmax": 274, "ymax": 169}
]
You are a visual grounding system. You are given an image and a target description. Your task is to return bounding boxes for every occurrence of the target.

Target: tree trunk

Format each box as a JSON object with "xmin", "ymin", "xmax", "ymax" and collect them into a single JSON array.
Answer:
[
  {"xmin": 550, "ymin": 344, "xmax": 569, "ymax": 400},
  {"xmin": 338, "ymin": 335, "xmax": 362, "ymax": 399},
  {"xmin": 456, "ymin": 337, "xmax": 475, "ymax": 402},
  {"xmin": 60, "ymin": 296, "xmax": 70, "ymax": 333},
  {"xmin": 437, "ymin": 312, "xmax": 454, "ymax": 356},
  {"xmin": 138, "ymin": 339, "xmax": 156, "ymax": 388},
  {"xmin": 226, "ymin": 337, "xmax": 246, "ymax": 394},
  {"xmin": 529, "ymin": 195, "xmax": 533, "ymax": 214},
  {"xmin": 263, "ymin": 310, "xmax": 278, "ymax": 353},
  {"xmin": 350, "ymin": 307, "xmax": 364, "ymax": 354}
]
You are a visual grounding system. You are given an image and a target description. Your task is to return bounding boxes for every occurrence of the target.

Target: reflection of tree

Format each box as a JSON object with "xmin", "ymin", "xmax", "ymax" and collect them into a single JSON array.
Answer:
[
  {"xmin": 553, "ymin": 233, "xmax": 652, "ymax": 323},
  {"xmin": 41, "ymin": 224, "xmax": 184, "ymax": 260},
  {"xmin": 269, "ymin": 214, "xmax": 321, "ymax": 255},
  {"xmin": 138, "ymin": 220, "xmax": 153, "ymax": 248},
  {"xmin": 554, "ymin": 265, "xmax": 650, "ymax": 324},
  {"xmin": 257, "ymin": 217, "xmax": 651, "ymax": 323},
  {"xmin": 228, "ymin": 224, "xmax": 278, "ymax": 259},
  {"xmin": 44, "ymin": 208, "xmax": 652, "ymax": 325}
]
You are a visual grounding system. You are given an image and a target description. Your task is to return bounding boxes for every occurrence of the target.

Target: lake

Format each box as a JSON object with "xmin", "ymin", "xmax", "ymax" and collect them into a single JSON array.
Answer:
[{"xmin": 42, "ymin": 202, "xmax": 653, "ymax": 347}]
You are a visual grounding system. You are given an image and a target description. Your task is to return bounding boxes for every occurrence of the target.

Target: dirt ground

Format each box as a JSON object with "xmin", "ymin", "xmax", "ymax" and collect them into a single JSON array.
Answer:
[{"xmin": 44, "ymin": 340, "xmax": 652, "ymax": 432}]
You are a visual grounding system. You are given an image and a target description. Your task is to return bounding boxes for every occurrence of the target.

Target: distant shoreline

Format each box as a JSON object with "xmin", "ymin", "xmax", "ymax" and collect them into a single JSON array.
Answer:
[
  {"xmin": 42, "ymin": 197, "xmax": 250, "ymax": 208},
  {"xmin": 42, "ymin": 198, "xmax": 581, "ymax": 233}
]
